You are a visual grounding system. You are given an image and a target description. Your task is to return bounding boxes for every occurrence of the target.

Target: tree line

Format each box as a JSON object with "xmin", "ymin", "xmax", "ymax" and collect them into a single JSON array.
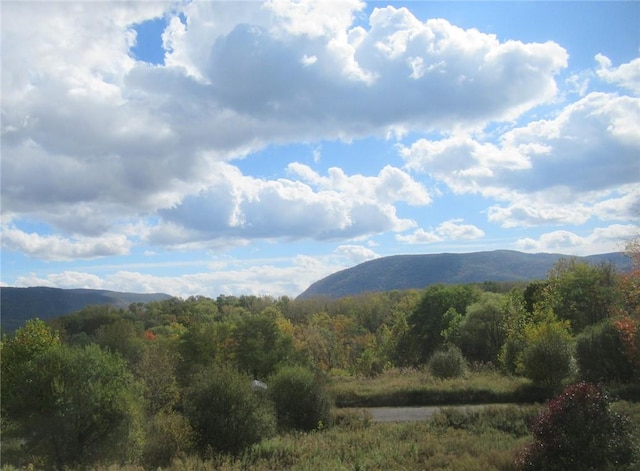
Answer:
[{"xmin": 2, "ymin": 251, "xmax": 639, "ymax": 469}]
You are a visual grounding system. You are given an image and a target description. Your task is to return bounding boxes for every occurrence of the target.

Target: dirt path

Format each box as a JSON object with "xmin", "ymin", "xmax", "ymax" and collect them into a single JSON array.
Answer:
[{"xmin": 361, "ymin": 404, "xmax": 507, "ymax": 422}]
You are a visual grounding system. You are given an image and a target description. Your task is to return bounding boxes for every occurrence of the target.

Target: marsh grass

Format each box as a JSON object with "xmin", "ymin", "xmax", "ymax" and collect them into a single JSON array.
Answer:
[{"xmin": 329, "ymin": 368, "xmax": 546, "ymax": 407}]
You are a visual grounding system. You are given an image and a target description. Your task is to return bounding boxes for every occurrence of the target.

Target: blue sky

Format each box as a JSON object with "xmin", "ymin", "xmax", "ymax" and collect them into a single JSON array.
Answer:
[{"xmin": 2, "ymin": 1, "xmax": 639, "ymax": 298}]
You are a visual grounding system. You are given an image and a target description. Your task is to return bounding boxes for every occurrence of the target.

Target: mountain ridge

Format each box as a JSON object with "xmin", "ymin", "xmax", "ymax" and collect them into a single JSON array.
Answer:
[
  {"xmin": 296, "ymin": 250, "xmax": 631, "ymax": 300},
  {"xmin": 0, "ymin": 287, "xmax": 173, "ymax": 333}
]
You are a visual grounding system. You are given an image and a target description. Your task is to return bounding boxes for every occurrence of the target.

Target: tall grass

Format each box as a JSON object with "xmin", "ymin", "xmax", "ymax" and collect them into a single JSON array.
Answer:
[{"xmin": 329, "ymin": 368, "xmax": 547, "ymax": 407}]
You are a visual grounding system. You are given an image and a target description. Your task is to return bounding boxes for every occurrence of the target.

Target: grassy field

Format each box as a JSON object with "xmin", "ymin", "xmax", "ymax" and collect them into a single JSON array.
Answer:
[{"xmin": 328, "ymin": 368, "xmax": 549, "ymax": 407}]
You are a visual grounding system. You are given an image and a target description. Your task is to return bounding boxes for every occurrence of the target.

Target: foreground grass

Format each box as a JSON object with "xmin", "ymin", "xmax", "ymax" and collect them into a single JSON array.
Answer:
[
  {"xmin": 4, "ymin": 403, "xmax": 638, "ymax": 471},
  {"xmin": 87, "ymin": 406, "xmax": 539, "ymax": 471},
  {"xmin": 328, "ymin": 368, "xmax": 546, "ymax": 407}
]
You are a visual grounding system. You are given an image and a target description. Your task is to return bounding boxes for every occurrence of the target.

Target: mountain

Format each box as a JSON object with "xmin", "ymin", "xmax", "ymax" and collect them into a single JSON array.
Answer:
[
  {"xmin": 297, "ymin": 250, "xmax": 632, "ymax": 300},
  {"xmin": 0, "ymin": 287, "xmax": 173, "ymax": 333}
]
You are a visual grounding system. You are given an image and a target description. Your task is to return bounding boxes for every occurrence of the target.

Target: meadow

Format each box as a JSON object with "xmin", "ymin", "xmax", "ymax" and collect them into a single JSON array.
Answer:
[{"xmin": 329, "ymin": 367, "xmax": 542, "ymax": 407}]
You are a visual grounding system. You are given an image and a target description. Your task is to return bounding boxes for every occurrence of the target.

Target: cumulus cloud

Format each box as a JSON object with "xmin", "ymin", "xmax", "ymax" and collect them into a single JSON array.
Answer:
[
  {"xmin": 1, "ymin": 226, "xmax": 131, "ymax": 261},
  {"xmin": 400, "ymin": 88, "xmax": 640, "ymax": 227},
  {"xmin": 2, "ymin": 1, "xmax": 568, "ymax": 241},
  {"xmin": 333, "ymin": 244, "xmax": 380, "ymax": 264},
  {"xmin": 516, "ymin": 224, "xmax": 639, "ymax": 255},
  {"xmin": 152, "ymin": 162, "xmax": 423, "ymax": 246},
  {"xmin": 595, "ymin": 54, "xmax": 640, "ymax": 95},
  {"xmin": 396, "ymin": 219, "xmax": 485, "ymax": 244}
]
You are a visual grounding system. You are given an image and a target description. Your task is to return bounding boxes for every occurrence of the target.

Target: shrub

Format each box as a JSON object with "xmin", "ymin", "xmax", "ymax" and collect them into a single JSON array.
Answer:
[
  {"xmin": 183, "ymin": 365, "xmax": 276, "ymax": 456},
  {"xmin": 517, "ymin": 382, "xmax": 638, "ymax": 470},
  {"xmin": 268, "ymin": 365, "xmax": 333, "ymax": 431},
  {"xmin": 576, "ymin": 319, "xmax": 635, "ymax": 383},
  {"xmin": 142, "ymin": 411, "xmax": 195, "ymax": 468},
  {"xmin": 518, "ymin": 320, "xmax": 573, "ymax": 387},
  {"xmin": 428, "ymin": 345, "xmax": 467, "ymax": 379}
]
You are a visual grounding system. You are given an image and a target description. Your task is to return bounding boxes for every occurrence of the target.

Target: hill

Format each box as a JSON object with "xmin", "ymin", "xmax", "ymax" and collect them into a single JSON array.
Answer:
[
  {"xmin": 0, "ymin": 287, "xmax": 173, "ymax": 333},
  {"xmin": 297, "ymin": 250, "xmax": 631, "ymax": 300}
]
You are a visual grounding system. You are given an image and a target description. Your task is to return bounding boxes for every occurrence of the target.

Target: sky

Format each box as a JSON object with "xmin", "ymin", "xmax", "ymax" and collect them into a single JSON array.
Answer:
[{"xmin": 1, "ymin": 1, "xmax": 639, "ymax": 299}]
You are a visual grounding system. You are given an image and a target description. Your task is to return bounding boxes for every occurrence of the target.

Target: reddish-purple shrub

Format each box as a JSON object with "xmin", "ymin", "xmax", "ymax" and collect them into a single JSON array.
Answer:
[{"xmin": 517, "ymin": 382, "xmax": 638, "ymax": 470}]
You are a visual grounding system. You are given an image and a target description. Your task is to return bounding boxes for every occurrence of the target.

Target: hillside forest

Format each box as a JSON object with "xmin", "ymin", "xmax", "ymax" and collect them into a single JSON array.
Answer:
[{"xmin": 2, "ymin": 248, "xmax": 639, "ymax": 470}]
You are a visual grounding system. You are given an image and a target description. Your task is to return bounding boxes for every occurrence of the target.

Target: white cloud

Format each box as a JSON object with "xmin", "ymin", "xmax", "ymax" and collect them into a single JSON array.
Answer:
[
  {"xmin": 516, "ymin": 224, "xmax": 639, "ymax": 255},
  {"xmin": 595, "ymin": 54, "xmax": 640, "ymax": 95},
  {"xmin": 396, "ymin": 228, "xmax": 443, "ymax": 244},
  {"xmin": 150, "ymin": 162, "xmax": 423, "ymax": 247},
  {"xmin": 333, "ymin": 244, "xmax": 380, "ymax": 264},
  {"xmin": 12, "ymin": 252, "xmax": 362, "ymax": 298},
  {"xmin": 1, "ymin": 226, "xmax": 131, "ymax": 261},
  {"xmin": 400, "ymin": 90, "xmax": 640, "ymax": 227},
  {"xmin": 397, "ymin": 219, "xmax": 484, "ymax": 244},
  {"xmin": 2, "ymin": 1, "xmax": 569, "ymax": 243},
  {"xmin": 288, "ymin": 163, "xmax": 431, "ymax": 205}
]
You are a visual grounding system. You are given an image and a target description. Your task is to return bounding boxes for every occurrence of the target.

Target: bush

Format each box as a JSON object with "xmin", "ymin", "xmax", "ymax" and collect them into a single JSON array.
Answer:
[
  {"xmin": 142, "ymin": 411, "xmax": 195, "ymax": 468},
  {"xmin": 428, "ymin": 345, "xmax": 467, "ymax": 379},
  {"xmin": 517, "ymin": 382, "xmax": 638, "ymax": 470},
  {"xmin": 268, "ymin": 366, "xmax": 333, "ymax": 431},
  {"xmin": 518, "ymin": 321, "xmax": 573, "ymax": 387},
  {"xmin": 576, "ymin": 319, "xmax": 635, "ymax": 383},
  {"xmin": 183, "ymin": 365, "xmax": 276, "ymax": 456}
]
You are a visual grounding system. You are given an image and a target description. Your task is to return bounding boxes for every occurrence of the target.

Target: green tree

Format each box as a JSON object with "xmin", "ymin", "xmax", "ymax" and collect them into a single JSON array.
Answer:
[
  {"xmin": 233, "ymin": 311, "xmax": 295, "ymax": 379},
  {"xmin": 94, "ymin": 317, "xmax": 143, "ymax": 363},
  {"xmin": 546, "ymin": 258, "xmax": 619, "ymax": 332},
  {"xmin": 456, "ymin": 292, "xmax": 507, "ymax": 363},
  {"xmin": 499, "ymin": 289, "xmax": 532, "ymax": 374},
  {"xmin": 134, "ymin": 343, "xmax": 181, "ymax": 415},
  {"xmin": 576, "ymin": 319, "xmax": 635, "ymax": 383},
  {"xmin": 408, "ymin": 284, "xmax": 480, "ymax": 363},
  {"xmin": 1, "ymin": 319, "xmax": 61, "ymax": 414},
  {"xmin": 2, "ymin": 343, "xmax": 144, "ymax": 469},
  {"xmin": 518, "ymin": 309, "xmax": 574, "ymax": 387},
  {"xmin": 440, "ymin": 307, "xmax": 463, "ymax": 345},
  {"xmin": 177, "ymin": 321, "xmax": 235, "ymax": 382}
]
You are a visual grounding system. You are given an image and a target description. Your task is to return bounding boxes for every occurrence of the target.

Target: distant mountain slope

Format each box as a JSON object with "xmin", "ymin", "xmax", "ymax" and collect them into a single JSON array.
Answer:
[
  {"xmin": 0, "ymin": 287, "xmax": 173, "ymax": 333},
  {"xmin": 297, "ymin": 250, "xmax": 631, "ymax": 300}
]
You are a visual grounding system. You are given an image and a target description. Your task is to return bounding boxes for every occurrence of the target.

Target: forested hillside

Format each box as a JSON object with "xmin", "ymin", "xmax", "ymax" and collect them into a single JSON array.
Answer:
[
  {"xmin": 0, "ymin": 287, "xmax": 172, "ymax": 333},
  {"xmin": 2, "ymin": 255, "xmax": 639, "ymax": 470},
  {"xmin": 298, "ymin": 250, "xmax": 632, "ymax": 299}
]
